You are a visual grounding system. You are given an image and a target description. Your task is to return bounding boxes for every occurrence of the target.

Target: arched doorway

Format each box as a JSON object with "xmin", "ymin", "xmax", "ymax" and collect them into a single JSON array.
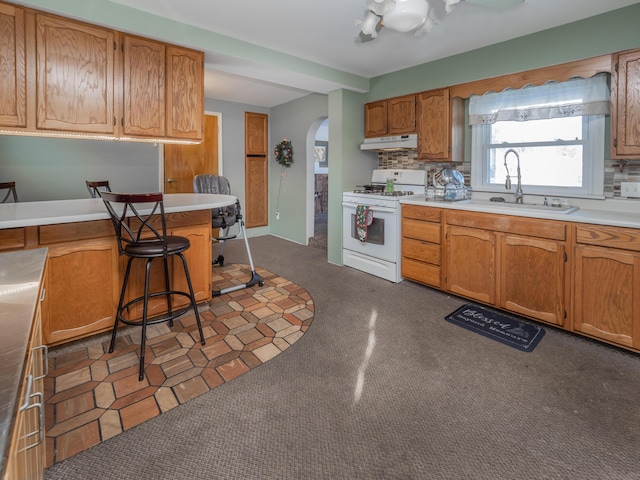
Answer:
[{"xmin": 307, "ymin": 117, "xmax": 328, "ymax": 248}]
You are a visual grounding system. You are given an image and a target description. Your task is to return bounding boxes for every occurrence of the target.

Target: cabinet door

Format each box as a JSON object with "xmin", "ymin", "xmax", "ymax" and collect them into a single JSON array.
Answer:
[
  {"xmin": 574, "ymin": 246, "xmax": 640, "ymax": 349},
  {"xmin": 445, "ymin": 225, "xmax": 496, "ymax": 305},
  {"xmin": 500, "ymin": 234, "xmax": 566, "ymax": 326},
  {"xmin": 245, "ymin": 155, "xmax": 268, "ymax": 227},
  {"xmin": 42, "ymin": 238, "xmax": 119, "ymax": 344},
  {"xmin": 170, "ymin": 223, "xmax": 211, "ymax": 307},
  {"xmin": 387, "ymin": 94, "xmax": 415, "ymax": 135},
  {"xmin": 611, "ymin": 49, "xmax": 640, "ymax": 157},
  {"xmin": 245, "ymin": 111, "xmax": 268, "ymax": 155},
  {"xmin": 122, "ymin": 35, "xmax": 165, "ymax": 137},
  {"xmin": 166, "ymin": 46, "xmax": 203, "ymax": 140},
  {"xmin": 0, "ymin": 3, "xmax": 26, "ymax": 128},
  {"xmin": 35, "ymin": 14, "xmax": 115, "ymax": 134},
  {"xmin": 417, "ymin": 88, "xmax": 450, "ymax": 160},
  {"xmin": 364, "ymin": 100, "xmax": 387, "ymax": 137}
]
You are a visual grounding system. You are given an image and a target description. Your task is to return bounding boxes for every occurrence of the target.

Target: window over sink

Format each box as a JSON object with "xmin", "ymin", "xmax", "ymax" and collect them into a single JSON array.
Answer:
[{"xmin": 469, "ymin": 74, "xmax": 610, "ymax": 198}]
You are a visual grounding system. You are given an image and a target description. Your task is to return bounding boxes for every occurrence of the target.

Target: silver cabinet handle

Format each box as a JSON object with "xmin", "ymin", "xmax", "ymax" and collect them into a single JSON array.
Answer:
[
  {"xmin": 33, "ymin": 344, "xmax": 49, "ymax": 381},
  {"xmin": 19, "ymin": 375, "xmax": 33, "ymax": 412},
  {"xmin": 19, "ymin": 391, "xmax": 44, "ymax": 451}
]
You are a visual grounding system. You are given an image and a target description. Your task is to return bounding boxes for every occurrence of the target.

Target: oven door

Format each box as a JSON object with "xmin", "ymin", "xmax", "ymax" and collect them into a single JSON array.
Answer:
[{"xmin": 342, "ymin": 200, "xmax": 398, "ymax": 263}]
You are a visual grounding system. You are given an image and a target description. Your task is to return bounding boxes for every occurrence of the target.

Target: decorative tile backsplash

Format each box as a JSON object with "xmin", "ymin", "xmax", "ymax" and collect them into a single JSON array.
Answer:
[{"xmin": 377, "ymin": 150, "xmax": 640, "ymax": 199}]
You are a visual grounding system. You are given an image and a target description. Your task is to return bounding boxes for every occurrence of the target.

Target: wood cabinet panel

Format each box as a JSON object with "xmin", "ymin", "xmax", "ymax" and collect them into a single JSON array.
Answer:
[
  {"xmin": 401, "ymin": 256, "xmax": 440, "ymax": 288},
  {"xmin": 387, "ymin": 94, "xmax": 416, "ymax": 135},
  {"xmin": 245, "ymin": 112, "xmax": 268, "ymax": 155},
  {"xmin": 417, "ymin": 88, "xmax": 448, "ymax": 160},
  {"xmin": 42, "ymin": 238, "xmax": 119, "ymax": 345},
  {"xmin": 402, "ymin": 237, "xmax": 440, "ymax": 265},
  {"xmin": 122, "ymin": 35, "xmax": 165, "ymax": 137},
  {"xmin": 611, "ymin": 49, "xmax": 640, "ymax": 157},
  {"xmin": 575, "ymin": 223, "xmax": 640, "ymax": 252},
  {"xmin": 0, "ymin": 3, "xmax": 26, "ymax": 128},
  {"xmin": 35, "ymin": 13, "xmax": 115, "ymax": 134},
  {"xmin": 402, "ymin": 218, "xmax": 441, "ymax": 244},
  {"xmin": 245, "ymin": 155, "xmax": 268, "ymax": 227},
  {"xmin": 166, "ymin": 46, "xmax": 203, "ymax": 140},
  {"xmin": 446, "ymin": 210, "xmax": 566, "ymax": 241},
  {"xmin": 574, "ymin": 245, "xmax": 640, "ymax": 348},
  {"xmin": 500, "ymin": 234, "xmax": 565, "ymax": 326},
  {"xmin": 445, "ymin": 225, "xmax": 496, "ymax": 304},
  {"xmin": 0, "ymin": 227, "xmax": 26, "ymax": 251},
  {"xmin": 364, "ymin": 100, "xmax": 387, "ymax": 137},
  {"xmin": 39, "ymin": 220, "xmax": 114, "ymax": 244},
  {"xmin": 402, "ymin": 204, "xmax": 441, "ymax": 222}
]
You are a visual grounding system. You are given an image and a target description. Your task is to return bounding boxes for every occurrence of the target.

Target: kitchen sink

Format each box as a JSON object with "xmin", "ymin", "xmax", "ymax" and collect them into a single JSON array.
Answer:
[{"xmin": 459, "ymin": 199, "xmax": 579, "ymax": 214}]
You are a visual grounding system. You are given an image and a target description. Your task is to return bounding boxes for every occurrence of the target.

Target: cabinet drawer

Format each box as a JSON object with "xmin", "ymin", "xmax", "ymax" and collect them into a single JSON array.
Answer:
[
  {"xmin": 446, "ymin": 210, "xmax": 566, "ymax": 241},
  {"xmin": 39, "ymin": 220, "xmax": 114, "ymax": 245},
  {"xmin": 402, "ymin": 237, "xmax": 440, "ymax": 265},
  {"xmin": 402, "ymin": 218, "xmax": 441, "ymax": 243},
  {"xmin": 575, "ymin": 224, "xmax": 640, "ymax": 252},
  {"xmin": 401, "ymin": 257, "xmax": 440, "ymax": 288},
  {"xmin": 0, "ymin": 228, "xmax": 26, "ymax": 251},
  {"xmin": 402, "ymin": 204, "xmax": 441, "ymax": 222}
]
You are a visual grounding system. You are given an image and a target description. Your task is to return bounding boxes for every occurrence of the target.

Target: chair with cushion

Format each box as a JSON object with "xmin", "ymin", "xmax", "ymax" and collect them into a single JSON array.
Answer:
[
  {"xmin": 0, "ymin": 182, "xmax": 18, "ymax": 203},
  {"xmin": 86, "ymin": 180, "xmax": 111, "ymax": 198},
  {"xmin": 101, "ymin": 191, "xmax": 206, "ymax": 380}
]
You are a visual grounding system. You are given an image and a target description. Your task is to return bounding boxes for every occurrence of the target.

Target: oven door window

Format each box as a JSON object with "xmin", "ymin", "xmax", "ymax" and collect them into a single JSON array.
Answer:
[{"xmin": 351, "ymin": 214, "xmax": 384, "ymax": 245}]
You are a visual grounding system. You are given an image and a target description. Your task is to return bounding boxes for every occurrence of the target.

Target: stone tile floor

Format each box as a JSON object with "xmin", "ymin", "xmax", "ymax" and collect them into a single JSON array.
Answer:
[{"xmin": 44, "ymin": 264, "xmax": 314, "ymax": 467}]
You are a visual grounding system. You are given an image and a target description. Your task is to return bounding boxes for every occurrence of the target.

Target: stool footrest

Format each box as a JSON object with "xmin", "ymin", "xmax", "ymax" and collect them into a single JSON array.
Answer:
[{"xmin": 116, "ymin": 290, "xmax": 197, "ymax": 326}]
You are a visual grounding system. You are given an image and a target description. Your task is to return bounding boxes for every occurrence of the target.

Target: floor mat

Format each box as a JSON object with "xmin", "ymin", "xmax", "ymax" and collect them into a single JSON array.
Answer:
[{"xmin": 445, "ymin": 304, "xmax": 545, "ymax": 352}]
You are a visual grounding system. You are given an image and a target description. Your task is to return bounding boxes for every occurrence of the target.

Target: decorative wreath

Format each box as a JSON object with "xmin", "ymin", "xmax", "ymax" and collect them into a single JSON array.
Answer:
[{"xmin": 274, "ymin": 139, "xmax": 293, "ymax": 167}]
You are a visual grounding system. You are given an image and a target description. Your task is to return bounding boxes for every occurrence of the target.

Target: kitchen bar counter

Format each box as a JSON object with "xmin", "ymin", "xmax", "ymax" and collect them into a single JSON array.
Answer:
[
  {"xmin": 0, "ymin": 193, "xmax": 236, "ymax": 229},
  {"xmin": 0, "ymin": 248, "xmax": 47, "ymax": 478},
  {"xmin": 400, "ymin": 195, "xmax": 640, "ymax": 229}
]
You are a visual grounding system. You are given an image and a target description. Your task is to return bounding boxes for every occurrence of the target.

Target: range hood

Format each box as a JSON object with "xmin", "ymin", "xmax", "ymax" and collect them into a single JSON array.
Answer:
[{"xmin": 360, "ymin": 134, "xmax": 418, "ymax": 151}]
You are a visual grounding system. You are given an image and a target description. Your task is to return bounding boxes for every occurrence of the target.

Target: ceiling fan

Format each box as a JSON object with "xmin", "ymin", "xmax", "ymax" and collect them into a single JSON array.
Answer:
[{"xmin": 356, "ymin": 0, "xmax": 524, "ymax": 43}]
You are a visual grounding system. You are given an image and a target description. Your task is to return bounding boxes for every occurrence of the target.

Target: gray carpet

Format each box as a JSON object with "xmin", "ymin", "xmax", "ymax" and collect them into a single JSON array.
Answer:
[{"xmin": 45, "ymin": 235, "xmax": 640, "ymax": 479}]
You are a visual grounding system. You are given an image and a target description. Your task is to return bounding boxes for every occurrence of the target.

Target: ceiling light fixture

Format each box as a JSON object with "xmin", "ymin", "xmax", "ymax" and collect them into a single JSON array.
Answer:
[{"xmin": 356, "ymin": 0, "xmax": 524, "ymax": 42}]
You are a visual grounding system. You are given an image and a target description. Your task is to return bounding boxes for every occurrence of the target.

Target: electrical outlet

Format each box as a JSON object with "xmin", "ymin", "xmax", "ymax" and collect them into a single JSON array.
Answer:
[
  {"xmin": 621, "ymin": 182, "xmax": 640, "ymax": 198},
  {"xmin": 276, "ymin": 211, "xmax": 280, "ymax": 220}
]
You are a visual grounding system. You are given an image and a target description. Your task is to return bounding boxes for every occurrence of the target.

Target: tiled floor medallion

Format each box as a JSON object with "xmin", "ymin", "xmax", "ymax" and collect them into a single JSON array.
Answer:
[{"xmin": 44, "ymin": 264, "xmax": 314, "ymax": 467}]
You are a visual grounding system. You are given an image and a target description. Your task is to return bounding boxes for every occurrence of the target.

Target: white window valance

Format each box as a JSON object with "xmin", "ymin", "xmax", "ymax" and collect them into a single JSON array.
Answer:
[{"xmin": 468, "ymin": 74, "xmax": 610, "ymax": 125}]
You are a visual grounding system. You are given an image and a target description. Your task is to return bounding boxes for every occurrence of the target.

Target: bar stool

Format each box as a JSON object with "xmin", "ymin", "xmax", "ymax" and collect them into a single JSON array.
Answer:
[
  {"xmin": 0, "ymin": 182, "xmax": 18, "ymax": 203},
  {"xmin": 86, "ymin": 180, "xmax": 111, "ymax": 198},
  {"xmin": 101, "ymin": 192, "xmax": 206, "ymax": 380}
]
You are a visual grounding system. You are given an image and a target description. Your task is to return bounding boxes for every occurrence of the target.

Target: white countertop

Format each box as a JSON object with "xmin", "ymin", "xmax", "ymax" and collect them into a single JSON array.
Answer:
[
  {"xmin": 400, "ymin": 195, "xmax": 640, "ymax": 229},
  {"xmin": 0, "ymin": 193, "xmax": 236, "ymax": 229}
]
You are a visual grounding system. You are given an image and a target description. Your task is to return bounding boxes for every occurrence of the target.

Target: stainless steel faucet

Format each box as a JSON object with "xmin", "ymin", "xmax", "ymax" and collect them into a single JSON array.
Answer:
[{"xmin": 504, "ymin": 149, "xmax": 523, "ymax": 204}]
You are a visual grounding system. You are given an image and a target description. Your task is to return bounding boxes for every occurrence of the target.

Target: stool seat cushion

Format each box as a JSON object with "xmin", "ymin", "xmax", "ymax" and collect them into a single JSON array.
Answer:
[{"xmin": 124, "ymin": 236, "xmax": 190, "ymax": 258}]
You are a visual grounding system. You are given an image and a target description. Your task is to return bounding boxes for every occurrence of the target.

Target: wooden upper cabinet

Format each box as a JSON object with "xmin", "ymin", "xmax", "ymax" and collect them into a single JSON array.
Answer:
[
  {"xmin": 611, "ymin": 49, "xmax": 640, "ymax": 158},
  {"xmin": 122, "ymin": 35, "xmax": 165, "ymax": 137},
  {"xmin": 387, "ymin": 94, "xmax": 416, "ymax": 135},
  {"xmin": 166, "ymin": 46, "xmax": 203, "ymax": 140},
  {"xmin": 417, "ymin": 88, "xmax": 461, "ymax": 161},
  {"xmin": 364, "ymin": 100, "xmax": 387, "ymax": 137},
  {"xmin": 35, "ymin": 13, "xmax": 116, "ymax": 134},
  {"xmin": 245, "ymin": 111, "xmax": 268, "ymax": 155},
  {"xmin": 364, "ymin": 94, "xmax": 415, "ymax": 138},
  {"xmin": 0, "ymin": 3, "xmax": 26, "ymax": 128}
]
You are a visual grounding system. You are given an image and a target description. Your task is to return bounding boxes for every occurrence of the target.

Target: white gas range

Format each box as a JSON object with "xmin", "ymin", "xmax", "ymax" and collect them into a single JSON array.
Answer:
[{"xmin": 342, "ymin": 169, "xmax": 427, "ymax": 283}]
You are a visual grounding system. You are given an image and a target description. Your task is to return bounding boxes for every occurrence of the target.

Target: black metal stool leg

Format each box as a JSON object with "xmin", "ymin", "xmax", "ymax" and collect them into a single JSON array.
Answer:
[
  {"xmin": 179, "ymin": 253, "xmax": 205, "ymax": 346},
  {"xmin": 110, "ymin": 258, "xmax": 133, "ymax": 354},
  {"xmin": 138, "ymin": 258, "xmax": 153, "ymax": 381},
  {"xmin": 163, "ymin": 257, "xmax": 174, "ymax": 327}
]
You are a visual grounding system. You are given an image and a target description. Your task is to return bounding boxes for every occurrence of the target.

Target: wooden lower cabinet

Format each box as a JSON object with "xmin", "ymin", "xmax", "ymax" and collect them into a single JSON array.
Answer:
[
  {"xmin": 500, "ymin": 234, "xmax": 566, "ymax": 326},
  {"xmin": 4, "ymin": 275, "xmax": 46, "ymax": 480},
  {"xmin": 42, "ymin": 237, "xmax": 119, "ymax": 345},
  {"xmin": 401, "ymin": 205, "xmax": 442, "ymax": 288},
  {"xmin": 445, "ymin": 225, "xmax": 496, "ymax": 305},
  {"xmin": 573, "ymin": 245, "xmax": 640, "ymax": 349},
  {"xmin": 39, "ymin": 210, "xmax": 211, "ymax": 345}
]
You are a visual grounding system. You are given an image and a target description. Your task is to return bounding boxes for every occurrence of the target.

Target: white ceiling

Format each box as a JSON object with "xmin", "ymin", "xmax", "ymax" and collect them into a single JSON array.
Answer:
[{"xmin": 110, "ymin": 0, "xmax": 640, "ymax": 107}]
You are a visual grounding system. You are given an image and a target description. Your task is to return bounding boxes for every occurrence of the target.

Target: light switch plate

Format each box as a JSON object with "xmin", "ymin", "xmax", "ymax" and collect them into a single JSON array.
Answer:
[{"xmin": 621, "ymin": 182, "xmax": 640, "ymax": 198}]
